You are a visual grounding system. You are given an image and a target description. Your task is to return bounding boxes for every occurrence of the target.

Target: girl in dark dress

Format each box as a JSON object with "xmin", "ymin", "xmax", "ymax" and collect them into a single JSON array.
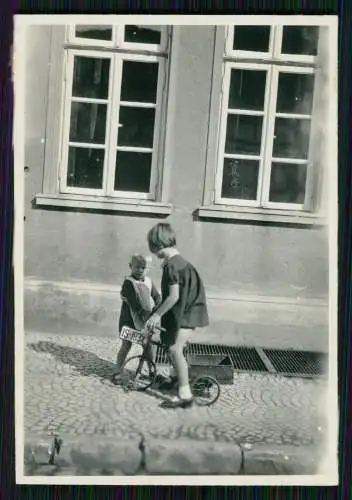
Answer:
[{"xmin": 146, "ymin": 223, "xmax": 209, "ymax": 408}]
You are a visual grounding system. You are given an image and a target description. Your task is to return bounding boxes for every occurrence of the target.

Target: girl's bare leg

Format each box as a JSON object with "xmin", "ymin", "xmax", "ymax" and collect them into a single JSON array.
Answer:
[{"xmin": 168, "ymin": 329, "xmax": 192, "ymax": 400}]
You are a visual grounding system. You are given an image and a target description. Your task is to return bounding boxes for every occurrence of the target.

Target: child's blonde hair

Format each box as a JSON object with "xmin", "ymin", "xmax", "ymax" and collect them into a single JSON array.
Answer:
[
  {"xmin": 130, "ymin": 253, "xmax": 152, "ymax": 266},
  {"xmin": 147, "ymin": 223, "xmax": 176, "ymax": 253}
]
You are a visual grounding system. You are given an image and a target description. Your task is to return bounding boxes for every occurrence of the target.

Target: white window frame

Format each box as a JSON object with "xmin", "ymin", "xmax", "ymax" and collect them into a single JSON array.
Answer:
[
  {"xmin": 60, "ymin": 49, "xmax": 113, "ymax": 197},
  {"xmin": 68, "ymin": 24, "xmax": 168, "ymax": 53},
  {"xmin": 261, "ymin": 65, "xmax": 315, "ymax": 211},
  {"xmin": 225, "ymin": 25, "xmax": 276, "ymax": 60},
  {"xmin": 107, "ymin": 52, "xmax": 166, "ymax": 200},
  {"xmin": 68, "ymin": 24, "xmax": 117, "ymax": 48},
  {"xmin": 215, "ymin": 62, "xmax": 272, "ymax": 207},
  {"xmin": 59, "ymin": 42, "xmax": 167, "ymax": 200},
  {"xmin": 226, "ymin": 24, "xmax": 318, "ymax": 64},
  {"xmin": 274, "ymin": 24, "xmax": 318, "ymax": 64},
  {"xmin": 116, "ymin": 24, "xmax": 168, "ymax": 53},
  {"xmin": 216, "ymin": 29, "xmax": 318, "ymax": 211}
]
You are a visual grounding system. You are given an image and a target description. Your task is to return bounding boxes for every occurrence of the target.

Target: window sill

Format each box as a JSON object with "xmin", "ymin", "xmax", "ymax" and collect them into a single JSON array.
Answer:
[
  {"xmin": 197, "ymin": 205, "xmax": 327, "ymax": 226},
  {"xmin": 34, "ymin": 193, "xmax": 173, "ymax": 216}
]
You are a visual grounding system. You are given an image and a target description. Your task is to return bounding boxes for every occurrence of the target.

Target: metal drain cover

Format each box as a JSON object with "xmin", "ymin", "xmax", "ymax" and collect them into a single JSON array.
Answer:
[
  {"xmin": 263, "ymin": 349, "xmax": 328, "ymax": 377},
  {"xmin": 155, "ymin": 343, "xmax": 326, "ymax": 379}
]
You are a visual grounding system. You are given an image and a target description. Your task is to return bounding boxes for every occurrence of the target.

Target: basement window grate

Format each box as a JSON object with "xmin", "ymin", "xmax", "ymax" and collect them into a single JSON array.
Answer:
[
  {"xmin": 155, "ymin": 343, "xmax": 327, "ymax": 379},
  {"xmin": 263, "ymin": 349, "xmax": 328, "ymax": 377}
]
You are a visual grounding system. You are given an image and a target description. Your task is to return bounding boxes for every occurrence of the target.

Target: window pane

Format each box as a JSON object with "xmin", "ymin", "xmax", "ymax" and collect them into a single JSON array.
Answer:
[
  {"xmin": 269, "ymin": 163, "xmax": 307, "ymax": 204},
  {"xmin": 121, "ymin": 61, "xmax": 159, "ymax": 103},
  {"xmin": 67, "ymin": 147, "xmax": 104, "ymax": 189},
  {"xmin": 273, "ymin": 118, "xmax": 311, "ymax": 159},
  {"xmin": 225, "ymin": 115, "xmax": 263, "ymax": 155},
  {"xmin": 69, "ymin": 102, "xmax": 107, "ymax": 144},
  {"xmin": 221, "ymin": 158, "xmax": 259, "ymax": 200},
  {"xmin": 281, "ymin": 26, "xmax": 319, "ymax": 56},
  {"xmin": 228, "ymin": 69, "xmax": 267, "ymax": 111},
  {"xmin": 117, "ymin": 107, "xmax": 155, "ymax": 148},
  {"xmin": 125, "ymin": 25, "xmax": 162, "ymax": 45},
  {"xmin": 72, "ymin": 57, "xmax": 110, "ymax": 99},
  {"xmin": 233, "ymin": 26, "xmax": 271, "ymax": 52},
  {"xmin": 277, "ymin": 73, "xmax": 315, "ymax": 115},
  {"xmin": 75, "ymin": 25, "xmax": 112, "ymax": 41},
  {"xmin": 114, "ymin": 151, "xmax": 152, "ymax": 192}
]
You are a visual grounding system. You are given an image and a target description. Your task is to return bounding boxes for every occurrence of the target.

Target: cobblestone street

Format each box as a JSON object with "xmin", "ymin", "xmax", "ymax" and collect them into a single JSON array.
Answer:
[{"xmin": 23, "ymin": 332, "xmax": 328, "ymax": 450}]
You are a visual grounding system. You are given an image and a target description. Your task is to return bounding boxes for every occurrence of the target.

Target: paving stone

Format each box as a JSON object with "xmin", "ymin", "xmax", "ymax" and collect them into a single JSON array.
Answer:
[
  {"xmin": 144, "ymin": 438, "xmax": 242, "ymax": 475},
  {"xmin": 24, "ymin": 332, "xmax": 328, "ymax": 463}
]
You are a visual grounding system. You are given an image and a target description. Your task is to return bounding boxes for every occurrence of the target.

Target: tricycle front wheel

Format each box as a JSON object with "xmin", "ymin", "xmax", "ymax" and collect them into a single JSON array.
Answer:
[
  {"xmin": 191, "ymin": 375, "xmax": 220, "ymax": 406},
  {"xmin": 118, "ymin": 355, "xmax": 156, "ymax": 391}
]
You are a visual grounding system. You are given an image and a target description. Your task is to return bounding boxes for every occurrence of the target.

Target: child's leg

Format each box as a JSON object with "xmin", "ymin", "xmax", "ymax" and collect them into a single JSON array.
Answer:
[
  {"xmin": 143, "ymin": 342, "xmax": 156, "ymax": 365},
  {"xmin": 115, "ymin": 339, "xmax": 132, "ymax": 372},
  {"xmin": 168, "ymin": 329, "xmax": 193, "ymax": 400}
]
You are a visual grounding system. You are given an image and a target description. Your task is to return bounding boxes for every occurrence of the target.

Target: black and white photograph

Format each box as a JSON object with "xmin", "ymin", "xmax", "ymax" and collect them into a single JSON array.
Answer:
[{"xmin": 13, "ymin": 15, "xmax": 338, "ymax": 485}]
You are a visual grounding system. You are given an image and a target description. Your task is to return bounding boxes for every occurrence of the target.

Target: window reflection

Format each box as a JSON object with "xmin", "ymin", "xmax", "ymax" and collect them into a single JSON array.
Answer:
[
  {"xmin": 277, "ymin": 73, "xmax": 315, "ymax": 115},
  {"xmin": 221, "ymin": 158, "xmax": 259, "ymax": 200},
  {"xmin": 228, "ymin": 69, "xmax": 267, "ymax": 111},
  {"xmin": 72, "ymin": 57, "xmax": 110, "ymax": 99},
  {"xmin": 225, "ymin": 115, "xmax": 263, "ymax": 155},
  {"xmin": 124, "ymin": 25, "xmax": 162, "ymax": 45},
  {"xmin": 281, "ymin": 26, "xmax": 319, "ymax": 56},
  {"xmin": 75, "ymin": 25, "xmax": 112, "ymax": 41},
  {"xmin": 233, "ymin": 26, "xmax": 271, "ymax": 52},
  {"xmin": 269, "ymin": 163, "xmax": 307, "ymax": 203}
]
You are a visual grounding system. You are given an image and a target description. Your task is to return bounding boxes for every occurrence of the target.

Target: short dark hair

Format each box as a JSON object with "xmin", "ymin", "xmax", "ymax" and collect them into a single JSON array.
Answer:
[{"xmin": 147, "ymin": 223, "xmax": 177, "ymax": 253}]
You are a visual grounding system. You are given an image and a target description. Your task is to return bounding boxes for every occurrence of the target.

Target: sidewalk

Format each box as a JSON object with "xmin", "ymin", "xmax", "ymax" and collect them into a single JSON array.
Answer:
[{"xmin": 23, "ymin": 332, "xmax": 329, "ymax": 477}]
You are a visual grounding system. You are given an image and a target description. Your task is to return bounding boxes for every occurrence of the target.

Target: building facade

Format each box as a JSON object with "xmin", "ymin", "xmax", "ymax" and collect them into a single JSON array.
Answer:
[{"xmin": 23, "ymin": 23, "xmax": 334, "ymax": 351}]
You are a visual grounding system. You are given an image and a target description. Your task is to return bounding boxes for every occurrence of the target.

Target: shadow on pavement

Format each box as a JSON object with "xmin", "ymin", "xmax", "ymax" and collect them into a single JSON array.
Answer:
[
  {"xmin": 28, "ymin": 341, "xmax": 189, "ymax": 408},
  {"xmin": 28, "ymin": 341, "xmax": 116, "ymax": 382}
]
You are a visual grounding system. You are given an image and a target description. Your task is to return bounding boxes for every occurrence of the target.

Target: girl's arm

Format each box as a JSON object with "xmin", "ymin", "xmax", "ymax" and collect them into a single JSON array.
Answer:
[
  {"xmin": 146, "ymin": 284, "xmax": 179, "ymax": 328},
  {"xmin": 151, "ymin": 281, "xmax": 162, "ymax": 308}
]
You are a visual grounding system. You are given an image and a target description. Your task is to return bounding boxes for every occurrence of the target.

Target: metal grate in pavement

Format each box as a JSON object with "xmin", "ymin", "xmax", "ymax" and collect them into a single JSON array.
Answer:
[
  {"xmin": 187, "ymin": 343, "xmax": 229, "ymax": 357},
  {"xmin": 155, "ymin": 343, "xmax": 267, "ymax": 373},
  {"xmin": 263, "ymin": 349, "xmax": 328, "ymax": 378},
  {"xmin": 155, "ymin": 343, "xmax": 326, "ymax": 379},
  {"xmin": 226, "ymin": 346, "xmax": 268, "ymax": 373}
]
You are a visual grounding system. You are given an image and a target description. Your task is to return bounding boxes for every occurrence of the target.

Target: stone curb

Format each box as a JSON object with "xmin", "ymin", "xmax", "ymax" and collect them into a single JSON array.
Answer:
[
  {"xmin": 240, "ymin": 443, "xmax": 321, "ymax": 475},
  {"xmin": 24, "ymin": 435, "xmax": 321, "ymax": 476},
  {"xmin": 144, "ymin": 438, "xmax": 243, "ymax": 475},
  {"xmin": 24, "ymin": 436, "xmax": 143, "ymax": 476}
]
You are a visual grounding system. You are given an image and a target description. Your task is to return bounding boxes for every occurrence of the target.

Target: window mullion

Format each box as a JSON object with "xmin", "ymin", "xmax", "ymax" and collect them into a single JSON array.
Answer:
[
  {"xmin": 225, "ymin": 25, "xmax": 234, "ymax": 56},
  {"xmin": 100, "ymin": 53, "xmax": 115, "ymax": 196},
  {"xmin": 214, "ymin": 63, "xmax": 230, "ymax": 203},
  {"xmin": 112, "ymin": 24, "xmax": 119, "ymax": 47},
  {"xmin": 273, "ymin": 24, "xmax": 283, "ymax": 59},
  {"xmin": 59, "ymin": 50, "xmax": 74, "ymax": 193},
  {"xmin": 149, "ymin": 58, "xmax": 166, "ymax": 200},
  {"xmin": 116, "ymin": 25, "xmax": 124, "ymax": 47},
  {"xmin": 260, "ymin": 65, "xmax": 279, "ymax": 207},
  {"xmin": 106, "ymin": 54, "xmax": 122, "ymax": 196}
]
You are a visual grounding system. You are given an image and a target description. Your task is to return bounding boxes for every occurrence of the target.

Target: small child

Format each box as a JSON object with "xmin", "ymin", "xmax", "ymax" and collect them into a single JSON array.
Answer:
[
  {"xmin": 114, "ymin": 254, "xmax": 161, "ymax": 378},
  {"xmin": 145, "ymin": 223, "xmax": 209, "ymax": 408}
]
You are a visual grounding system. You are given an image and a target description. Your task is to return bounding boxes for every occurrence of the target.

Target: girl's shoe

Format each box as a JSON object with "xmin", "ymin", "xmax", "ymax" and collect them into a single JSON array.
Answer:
[{"xmin": 161, "ymin": 396, "xmax": 194, "ymax": 409}]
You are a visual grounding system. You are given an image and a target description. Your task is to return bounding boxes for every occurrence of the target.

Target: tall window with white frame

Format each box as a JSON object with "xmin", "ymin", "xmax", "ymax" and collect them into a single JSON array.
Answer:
[
  {"xmin": 216, "ymin": 25, "xmax": 320, "ymax": 211},
  {"xmin": 60, "ymin": 24, "xmax": 169, "ymax": 200}
]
